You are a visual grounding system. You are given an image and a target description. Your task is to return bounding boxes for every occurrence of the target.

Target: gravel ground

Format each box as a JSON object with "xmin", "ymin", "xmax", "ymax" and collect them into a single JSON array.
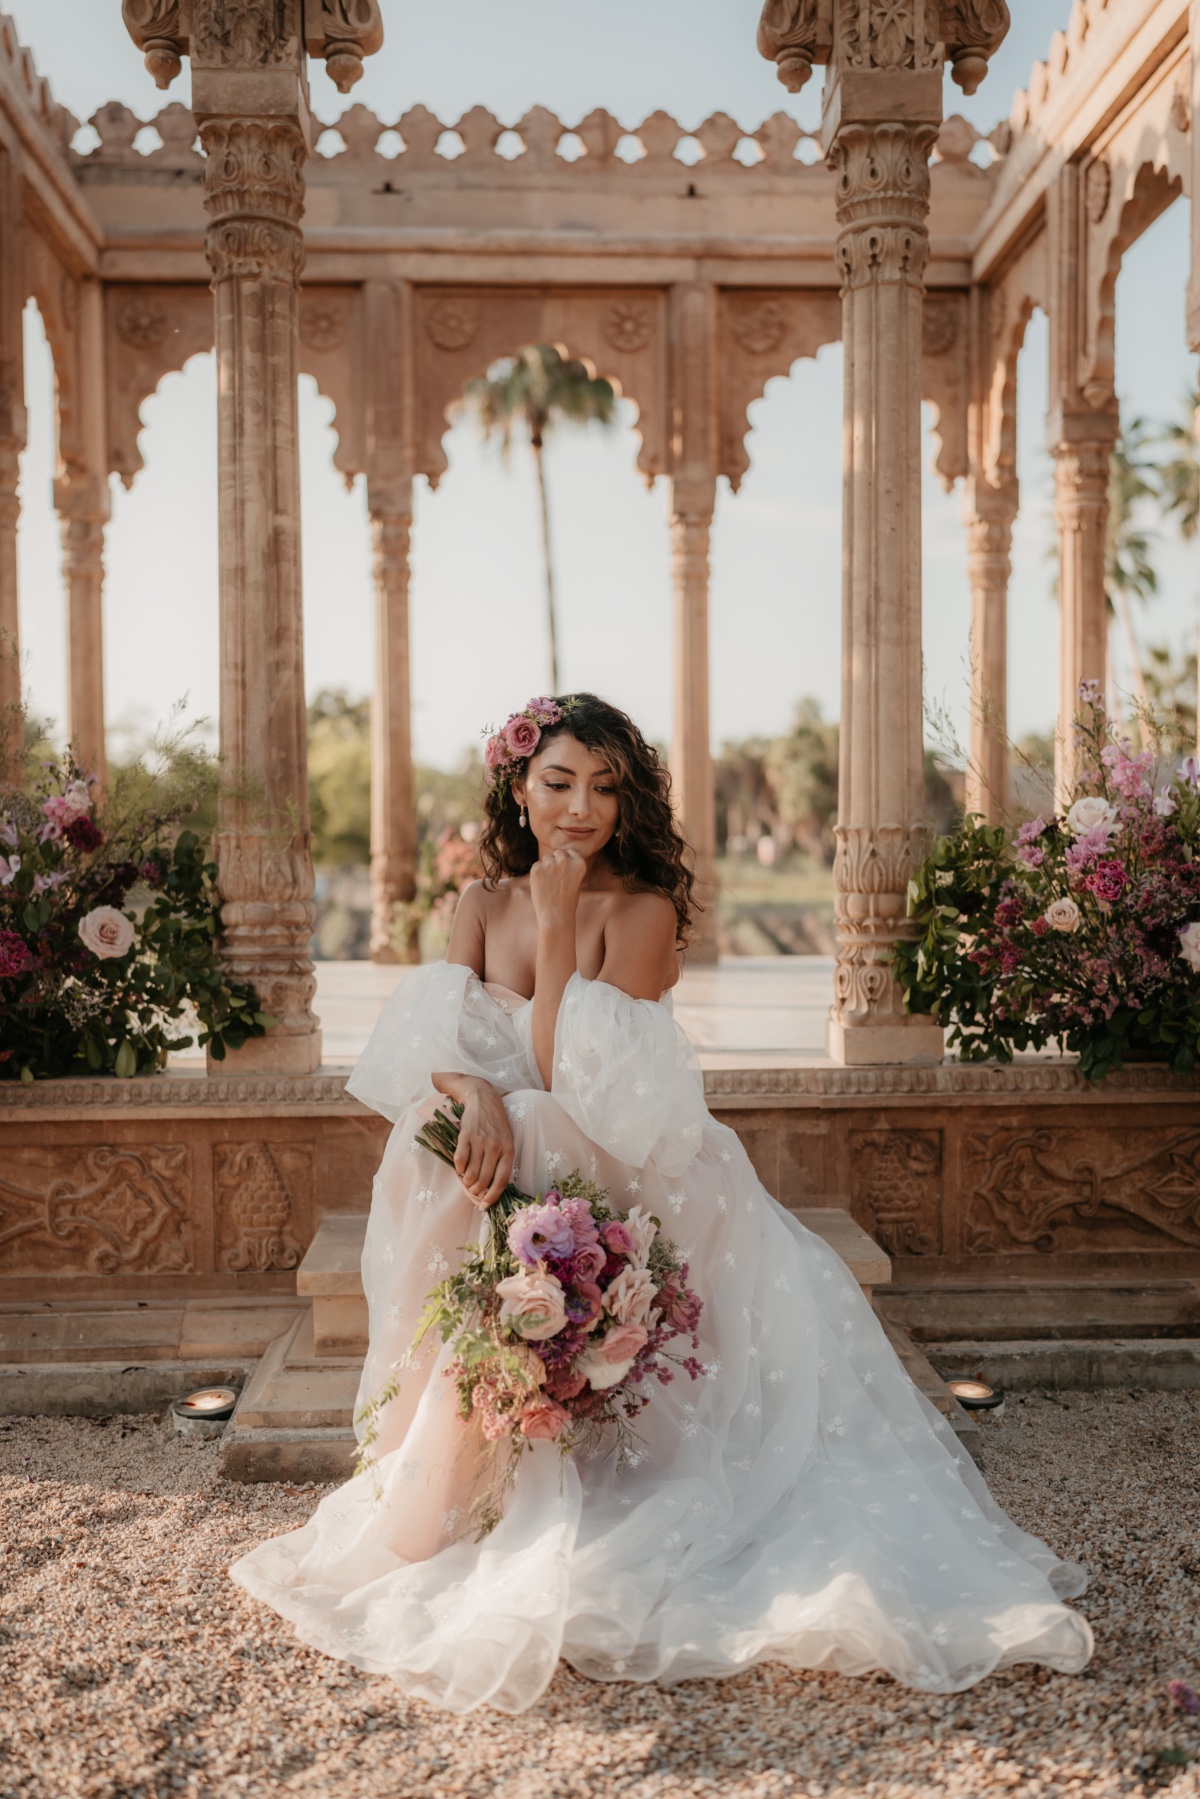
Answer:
[{"xmin": 1, "ymin": 1390, "xmax": 1198, "ymax": 1799}]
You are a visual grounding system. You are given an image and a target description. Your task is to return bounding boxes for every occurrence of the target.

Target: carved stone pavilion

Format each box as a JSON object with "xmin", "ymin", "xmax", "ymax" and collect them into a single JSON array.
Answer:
[{"xmin": 1, "ymin": 2, "xmax": 1199, "ymax": 1456}]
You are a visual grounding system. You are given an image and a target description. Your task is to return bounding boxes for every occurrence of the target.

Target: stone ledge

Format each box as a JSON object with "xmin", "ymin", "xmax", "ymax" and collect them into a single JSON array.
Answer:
[{"xmin": 4, "ymin": 1056, "xmax": 1198, "ymax": 1115}]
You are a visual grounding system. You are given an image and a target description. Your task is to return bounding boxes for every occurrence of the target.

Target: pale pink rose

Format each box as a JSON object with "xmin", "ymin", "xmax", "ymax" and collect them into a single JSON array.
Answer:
[
  {"xmin": 601, "ymin": 1220, "xmax": 634, "ymax": 1258},
  {"xmin": 571, "ymin": 1241, "xmax": 606, "ymax": 1282},
  {"xmin": 484, "ymin": 734, "xmax": 510, "ymax": 773},
  {"xmin": 623, "ymin": 1205, "xmax": 659, "ymax": 1268},
  {"xmin": 601, "ymin": 1322, "xmax": 648, "ymax": 1365},
  {"xmin": 1179, "ymin": 921, "xmax": 1200, "ymax": 973},
  {"xmin": 78, "ymin": 906, "xmax": 135, "ymax": 960},
  {"xmin": 576, "ymin": 1345, "xmax": 635, "ymax": 1390},
  {"xmin": 502, "ymin": 715, "xmax": 541, "ymax": 758},
  {"xmin": 1044, "ymin": 897, "xmax": 1081, "ymax": 934},
  {"xmin": 495, "ymin": 1267, "xmax": 567, "ymax": 1341},
  {"xmin": 604, "ymin": 1265, "xmax": 657, "ymax": 1327},
  {"xmin": 1065, "ymin": 796, "xmax": 1116, "ymax": 840},
  {"xmin": 519, "ymin": 1397, "xmax": 569, "ymax": 1440}
]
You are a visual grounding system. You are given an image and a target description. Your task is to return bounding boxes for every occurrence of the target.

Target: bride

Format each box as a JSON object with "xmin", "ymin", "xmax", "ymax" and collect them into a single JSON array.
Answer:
[{"xmin": 232, "ymin": 692, "xmax": 1093, "ymax": 1714}]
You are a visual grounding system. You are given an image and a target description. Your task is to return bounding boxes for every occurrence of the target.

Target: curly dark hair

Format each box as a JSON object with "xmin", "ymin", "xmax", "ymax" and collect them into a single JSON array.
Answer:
[{"xmin": 478, "ymin": 692, "xmax": 697, "ymax": 948}]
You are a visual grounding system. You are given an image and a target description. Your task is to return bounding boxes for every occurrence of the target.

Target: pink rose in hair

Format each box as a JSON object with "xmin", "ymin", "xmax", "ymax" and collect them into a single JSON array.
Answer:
[
  {"xmin": 503, "ymin": 715, "xmax": 541, "ymax": 758},
  {"xmin": 484, "ymin": 734, "xmax": 511, "ymax": 773}
]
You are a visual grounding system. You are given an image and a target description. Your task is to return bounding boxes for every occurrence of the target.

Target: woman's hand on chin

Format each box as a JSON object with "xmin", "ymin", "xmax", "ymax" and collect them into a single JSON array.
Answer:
[
  {"xmin": 530, "ymin": 845, "xmax": 588, "ymax": 929},
  {"xmin": 454, "ymin": 1080, "xmax": 516, "ymax": 1209}
]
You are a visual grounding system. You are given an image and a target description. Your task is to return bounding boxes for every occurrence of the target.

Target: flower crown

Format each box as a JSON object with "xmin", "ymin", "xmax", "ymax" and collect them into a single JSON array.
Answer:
[{"xmin": 483, "ymin": 696, "xmax": 571, "ymax": 792}]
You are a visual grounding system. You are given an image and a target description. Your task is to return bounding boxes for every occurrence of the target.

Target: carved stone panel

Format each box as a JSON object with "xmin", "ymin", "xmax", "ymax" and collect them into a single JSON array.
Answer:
[
  {"xmin": 961, "ymin": 1124, "xmax": 1200, "ymax": 1257},
  {"xmin": 849, "ymin": 1127, "xmax": 942, "ymax": 1257},
  {"xmin": 921, "ymin": 289, "xmax": 969, "ymax": 489},
  {"xmin": 105, "ymin": 283, "xmax": 215, "ymax": 487},
  {"xmin": 297, "ymin": 284, "xmax": 365, "ymax": 481},
  {"xmin": 717, "ymin": 289, "xmax": 842, "ymax": 490},
  {"xmin": 0, "ymin": 1144, "xmax": 193, "ymax": 1275},
  {"xmin": 414, "ymin": 287, "xmax": 667, "ymax": 487},
  {"xmin": 214, "ymin": 1140, "xmax": 308, "ymax": 1273}
]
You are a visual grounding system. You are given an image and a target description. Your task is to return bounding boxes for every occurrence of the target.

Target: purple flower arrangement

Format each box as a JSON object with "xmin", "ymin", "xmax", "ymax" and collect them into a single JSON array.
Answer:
[
  {"xmin": 354, "ymin": 1103, "xmax": 704, "ymax": 1537},
  {"xmin": 897, "ymin": 687, "xmax": 1200, "ymax": 1080},
  {"xmin": 0, "ymin": 747, "xmax": 270, "ymax": 1081}
]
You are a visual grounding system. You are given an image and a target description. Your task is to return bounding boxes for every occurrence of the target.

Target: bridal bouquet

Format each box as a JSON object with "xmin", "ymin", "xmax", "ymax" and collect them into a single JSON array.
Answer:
[
  {"xmin": 356, "ymin": 1104, "xmax": 705, "ymax": 1536},
  {"xmin": 897, "ymin": 683, "xmax": 1200, "ymax": 1080}
]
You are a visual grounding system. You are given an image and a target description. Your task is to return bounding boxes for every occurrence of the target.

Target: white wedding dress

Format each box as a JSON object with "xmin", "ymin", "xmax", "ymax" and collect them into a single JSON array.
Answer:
[{"xmin": 232, "ymin": 962, "xmax": 1093, "ymax": 1713}]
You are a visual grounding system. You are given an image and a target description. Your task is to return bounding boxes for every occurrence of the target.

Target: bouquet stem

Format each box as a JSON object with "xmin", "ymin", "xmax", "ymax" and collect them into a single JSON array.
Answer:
[{"xmin": 416, "ymin": 1102, "xmax": 526, "ymax": 1256}]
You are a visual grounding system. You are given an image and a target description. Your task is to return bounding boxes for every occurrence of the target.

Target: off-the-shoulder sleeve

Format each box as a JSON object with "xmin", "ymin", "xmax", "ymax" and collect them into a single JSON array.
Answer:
[
  {"xmin": 346, "ymin": 962, "xmax": 540, "ymax": 1122},
  {"xmin": 551, "ymin": 973, "xmax": 708, "ymax": 1177}
]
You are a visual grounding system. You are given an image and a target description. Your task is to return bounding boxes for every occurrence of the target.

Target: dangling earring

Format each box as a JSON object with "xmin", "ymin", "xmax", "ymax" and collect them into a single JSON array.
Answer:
[{"xmin": 519, "ymin": 805, "xmax": 527, "ymax": 830}]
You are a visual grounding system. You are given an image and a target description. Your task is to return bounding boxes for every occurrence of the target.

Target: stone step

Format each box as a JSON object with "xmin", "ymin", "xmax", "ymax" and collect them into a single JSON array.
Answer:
[
  {"xmin": 297, "ymin": 1205, "xmax": 893, "ymax": 1360},
  {"xmin": 931, "ymin": 1337, "xmax": 1200, "ymax": 1393},
  {"xmin": 0, "ymin": 1297, "xmax": 304, "ymax": 1365},
  {"xmin": 219, "ymin": 1313, "xmax": 359, "ymax": 1484},
  {"xmin": 876, "ymin": 1279, "xmax": 1200, "ymax": 1344},
  {"xmin": 878, "ymin": 1318, "xmax": 983, "ymax": 1467}
]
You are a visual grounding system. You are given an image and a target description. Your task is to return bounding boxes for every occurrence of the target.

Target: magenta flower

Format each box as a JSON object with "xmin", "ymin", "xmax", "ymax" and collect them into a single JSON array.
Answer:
[
  {"xmin": 1015, "ymin": 817, "xmax": 1047, "ymax": 846},
  {"xmin": 484, "ymin": 734, "xmax": 511, "ymax": 774},
  {"xmin": 0, "ymin": 929, "xmax": 31, "ymax": 978},
  {"xmin": 601, "ymin": 1220, "xmax": 635, "ymax": 1258},
  {"xmin": 64, "ymin": 816, "xmax": 103, "ymax": 853},
  {"xmin": 1168, "ymin": 1680, "xmax": 1200, "ymax": 1716},
  {"xmin": 1017, "ymin": 844, "xmax": 1046, "ymax": 870},
  {"xmin": 1084, "ymin": 860, "xmax": 1126, "ymax": 903}
]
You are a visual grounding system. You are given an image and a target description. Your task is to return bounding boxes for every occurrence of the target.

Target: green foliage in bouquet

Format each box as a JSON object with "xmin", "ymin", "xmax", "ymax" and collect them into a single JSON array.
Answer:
[
  {"xmin": 895, "ymin": 687, "xmax": 1200, "ymax": 1081},
  {"xmin": 0, "ymin": 728, "xmax": 273, "ymax": 1082}
]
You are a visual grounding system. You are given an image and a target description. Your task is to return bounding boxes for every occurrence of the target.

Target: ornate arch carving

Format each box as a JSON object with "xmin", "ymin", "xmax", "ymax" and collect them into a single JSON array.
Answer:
[
  {"xmin": 1079, "ymin": 87, "xmax": 1185, "ymax": 409},
  {"xmin": 412, "ymin": 287, "xmax": 667, "ymax": 489},
  {"xmin": 717, "ymin": 289, "xmax": 841, "ymax": 490},
  {"xmin": 922, "ymin": 290, "xmax": 970, "ymax": 490},
  {"xmin": 105, "ymin": 283, "xmax": 214, "ymax": 486},
  {"xmin": 297, "ymin": 284, "xmax": 366, "ymax": 484},
  {"xmin": 979, "ymin": 233, "xmax": 1046, "ymax": 496},
  {"xmin": 24, "ymin": 233, "xmax": 83, "ymax": 480}
]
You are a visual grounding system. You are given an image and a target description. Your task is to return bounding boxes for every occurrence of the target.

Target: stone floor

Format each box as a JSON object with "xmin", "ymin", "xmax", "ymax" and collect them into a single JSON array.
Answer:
[
  {"xmin": 1, "ymin": 1392, "xmax": 1198, "ymax": 1798},
  {"xmin": 174, "ymin": 957, "xmax": 837, "ymax": 1070}
]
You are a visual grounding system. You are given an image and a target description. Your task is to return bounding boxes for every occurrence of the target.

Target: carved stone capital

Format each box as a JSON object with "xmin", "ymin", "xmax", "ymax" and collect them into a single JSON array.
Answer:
[
  {"xmin": 830, "ymin": 121, "xmax": 936, "ymax": 288},
  {"xmin": 757, "ymin": 0, "xmax": 832, "ymax": 92},
  {"xmin": 199, "ymin": 118, "xmax": 306, "ymax": 282},
  {"xmin": 831, "ymin": 824, "xmax": 932, "ymax": 1028},
  {"xmin": 305, "ymin": 0, "xmax": 385, "ymax": 94},
  {"xmin": 938, "ymin": 0, "xmax": 1011, "ymax": 94},
  {"xmin": 1052, "ymin": 437, "xmax": 1112, "ymax": 532}
]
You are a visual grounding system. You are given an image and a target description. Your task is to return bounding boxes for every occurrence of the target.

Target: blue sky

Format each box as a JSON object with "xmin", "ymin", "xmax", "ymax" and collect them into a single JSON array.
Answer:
[{"xmin": 8, "ymin": 1, "xmax": 1197, "ymax": 767}]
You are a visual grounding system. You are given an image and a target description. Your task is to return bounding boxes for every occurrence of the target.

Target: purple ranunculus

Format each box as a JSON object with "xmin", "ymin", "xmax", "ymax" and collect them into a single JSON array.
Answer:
[{"xmin": 507, "ymin": 1200, "xmax": 575, "ymax": 1266}]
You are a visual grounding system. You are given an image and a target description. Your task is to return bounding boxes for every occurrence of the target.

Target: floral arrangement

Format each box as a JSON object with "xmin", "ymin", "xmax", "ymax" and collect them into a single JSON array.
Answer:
[
  {"xmin": 1, "ymin": 746, "xmax": 271, "ymax": 1082},
  {"xmin": 356, "ymin": 1103, "xmax": 705, "ymax": 1536},
  {"xmin": 482, "ymin": 696, "xmax": 567, "ymax": 791},
  {"xmin": 897, "ymin": 685, "xmax": 1200, "ymax": 1080},
  {"xmin": 390, "ymin": 824, "xmax": 483, "ymax": 962}
]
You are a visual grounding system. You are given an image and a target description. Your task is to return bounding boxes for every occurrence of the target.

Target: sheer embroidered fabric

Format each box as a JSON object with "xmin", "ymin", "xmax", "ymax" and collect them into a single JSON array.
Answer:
[{"xmin": 231, "ymin": 965, "xmax": 1093, "ymax": 1714}]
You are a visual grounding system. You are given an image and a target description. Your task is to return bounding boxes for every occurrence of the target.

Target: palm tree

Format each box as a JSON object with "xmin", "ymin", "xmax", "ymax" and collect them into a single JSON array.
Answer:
[
  {"xmin": 1154, "ymin": 387, "xmax": 1200, "ymax": 543},
  {"xmin": 1105, "ymin": 421, "xmax": 1159, "ymax": 721},
  {"xmin": 461, "ymin": 344, "xmax": 616, "ymax": 691}
]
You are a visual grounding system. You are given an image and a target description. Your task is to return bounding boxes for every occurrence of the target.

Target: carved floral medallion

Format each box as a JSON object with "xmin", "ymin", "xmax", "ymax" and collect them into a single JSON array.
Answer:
[
  {"xmin": 603, "ymin": 300, "xmax": 652, "ymax": 353},
  {"xmin": 424, "ymin": 297, "xmax": 480, "ymax": 352}
]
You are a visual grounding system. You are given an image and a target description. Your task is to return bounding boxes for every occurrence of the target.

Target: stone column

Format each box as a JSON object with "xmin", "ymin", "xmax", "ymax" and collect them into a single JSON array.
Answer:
[
  {"xmin": 1186, "ymin": 0, "xmax": 1200, "ymax": 754},
  {"xmin": 196, "ymin": 7, "xmax": 319, "ymax": 1073},
  {"xmin": 368, "ymin": 488, "xmax": 417, "ymax": 963},
  {"xmin": 0, "ymin": 142, "xmax": 24, "ymax": 771},
  {"xmin": 963, "ymin": 483, "xmax": 1017, "ymax": 821},
  {"xmin": 670, "ymin": 505, "xmax": 718, "ymax": 963},
  {"xmin": 758, "ymin": 3, "xmax": 1008, "ymax": 1063},
  {"xmin": 59, "ymin": 493, "xmax": 109, "ymax": 783},
  {"xmin": 669, "ymin": 282, "xmax": 718, "ymax": 965},
  {"xmin": 1047, "ymin": 161, "xmax": 1119, "ymax": 804}
]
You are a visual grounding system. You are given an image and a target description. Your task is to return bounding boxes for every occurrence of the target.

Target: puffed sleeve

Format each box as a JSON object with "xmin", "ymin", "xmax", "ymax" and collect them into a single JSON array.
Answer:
[
  {"xmin": 551, "ymin": 973, "xmax": 708, "ymax": 1178},
  {"xmin": 346, "ymin": 962, "xmax": 541, "ymax": 1122}
]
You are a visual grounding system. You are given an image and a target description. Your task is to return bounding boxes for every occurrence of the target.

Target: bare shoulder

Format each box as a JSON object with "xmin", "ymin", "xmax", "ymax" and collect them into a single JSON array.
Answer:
[{"xmin": 606, "ymin": 886, "xmax": 677, "ymax": 936}]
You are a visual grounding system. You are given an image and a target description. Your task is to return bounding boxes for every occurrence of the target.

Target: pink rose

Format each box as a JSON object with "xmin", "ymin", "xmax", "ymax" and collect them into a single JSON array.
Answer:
[
  {"xmin": 545, "ymin": 1364, "xmax": 588, "ymax": 1401},
  {"xmin": 77, "ymin": 906, "xmax": 135, "ymax": 961},
  {"xmin": 495, "ymin": 1267, "xmax": 567, "ymax": 1341},
  {"xmin": 519, "ymin": 1398, "xmax": 569, "ymax": 1440},
  {"xmin": 484, "ymin": 734, "xmax": 511, "ymax": 773},
  {"xmin": 571, "ymin": 1242, "xmax": 606, "ymax": 1281},
  {"xmin": 502, "ymin": 715, "xmax": 541, "ymax": 757},
  {"xmin": 604, "ymin": 1265, "xmax": 657, "ymax": 1326},
  {"xmin": 601, "ymin": 1220, "xmax": 634, "ymax": 1258},
  {"xmin": 600, "ymin": 1322, "xmax": 648, "ymax": 1364}
]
